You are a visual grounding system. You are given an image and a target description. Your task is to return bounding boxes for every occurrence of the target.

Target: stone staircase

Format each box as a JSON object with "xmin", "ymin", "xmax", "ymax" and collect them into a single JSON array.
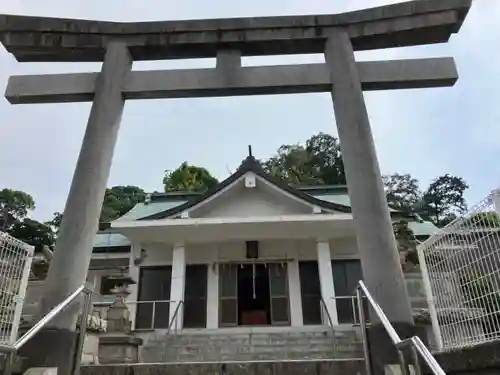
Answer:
[
  {"xmin": 81, "ymin": 360, "xmax": 368, "ymax": 375},
  {"xmin": 80, "ymin": 329, "xmax": 366, "ymax": 375},
  {"xmin": 139, "ymin": 328, "xmax": 364, "ymax": 363}
]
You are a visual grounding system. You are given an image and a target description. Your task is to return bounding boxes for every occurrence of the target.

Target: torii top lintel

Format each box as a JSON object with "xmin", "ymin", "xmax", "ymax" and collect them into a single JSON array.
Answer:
[{"xmin": 0, "ymin": 0, "xmax": 471, "ymax": 63}]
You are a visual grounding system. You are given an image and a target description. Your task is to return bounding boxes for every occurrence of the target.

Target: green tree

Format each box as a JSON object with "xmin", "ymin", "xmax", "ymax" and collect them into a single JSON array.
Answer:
[
  {"xmin": 392, "ymin": 219, "xmax": 419, "ymax": 269},
  {"xmin": 381, "ymin": 173, "xmax": 469, "ymax": 226},
  {"xmin": 383, "ymin": 173, "xmax": 421, "ymax": 212},
  {"xmin": 8, "ymin": 218, "xmax": 55, "ymax": 252},
  {"xmin": 418, "ymin": 174, "xmax": 469, "ymax": 227},
  {"xmin": 100, "ymin": 186, "xmax": 146, "ymax": 222},
  {"xmin": 163, "ymin": 162, "xmax": 219, "ymax": 193},
  {"xmin": 45, "ymin": 211, "xmax": 63, "ymax": 233},
  {"xmin": 465, "ymin": 211, "xmax": 500, "ymax": 228},
  {"xmin": 462, "ymin": 276, "xmax": 500, "ymax": 339},
  {"xmin": 263, "ymin": 144, "xmax": 317, "ymax": 185},
  {"xmin": 262, "ymin": 133, "xmax": 346, "ymax": 186},
  {"xmin": 0, "ymin": 188, "xmax": 57, "ymax": 252},
  {"xmin": 305, "ymin": 133, "xmax": 346, "ymax": 185},
  {"xmin": 0, "ymin": 188, "xmax": 35, "ymax": 231},
  {"xmin": 46, "ymin": 186, "xmax": 146, "ymax": 227}
]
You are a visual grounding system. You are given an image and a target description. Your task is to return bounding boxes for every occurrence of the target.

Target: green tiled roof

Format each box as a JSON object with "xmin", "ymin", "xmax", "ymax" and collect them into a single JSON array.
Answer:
[
  {"xmin": 312, "ymin": 193, "xmax": 398, "ymax": 212},
  {"xmin": 96, "ymin": 186, "xmax": 438, "ymax": 247},
  {"xmin": 408, "ymin": 220, "xmax": 439, "ymax": 237},
  {"xmin": 313, "ymin": 193, "xmax": 352, "ymax": 206},
  {"xmin": 314, "ymin": 193, "xmax": 438, "ymax": 235},
  {"xmin": 94, "ymin": 198, "xmax": 188, "ymax": 248},
  {"xmin": 94, "ymin": 233, "xmax": 130, "ymax": 247},
  {"xmin": 114, "ymin": 200, "xmax": 187, "ymax": 222}
]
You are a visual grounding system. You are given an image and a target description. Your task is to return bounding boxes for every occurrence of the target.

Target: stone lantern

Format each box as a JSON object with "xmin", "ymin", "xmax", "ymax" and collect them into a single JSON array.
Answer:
[
  {"xmin": 98, "ymin": 272, "xmax": 143, "ymax": 364},
  {"xmin": 106, "ymin": 274, "xmax": 135, "ymax": 331}
]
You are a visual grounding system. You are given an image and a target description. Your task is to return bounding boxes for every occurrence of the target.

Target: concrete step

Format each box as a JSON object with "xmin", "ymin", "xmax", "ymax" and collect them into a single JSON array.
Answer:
[
  {"xmin": 152, "ymin": 337, "xmax": 336, "ymax": 347},
  {"xmin": 168, "ymin": 352, "xmax": 337, "ymax": 362},
  {"xmin": 163, "ymin": 332, "xmax": 334, "ymax": 340},
  {"xmin": 143, "ymin": 350, "xmax": 364, "ymax": 364},
  {"xmin": 141, "ymin": 329, "xmax": 363, "ymax": 363},
  {"xmin": 169, "ymin": 344, "xmax": 336, "ymax": 354},
  {"xmin": 81, "ymin": 359, "xmax": 368, "ymax": 375}
]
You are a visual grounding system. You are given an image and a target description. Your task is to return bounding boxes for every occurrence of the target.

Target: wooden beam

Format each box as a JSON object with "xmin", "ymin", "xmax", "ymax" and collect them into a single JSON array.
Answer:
[{"xmin": 5, "ymin": 57, "xmax": 457, "ymax": 104}]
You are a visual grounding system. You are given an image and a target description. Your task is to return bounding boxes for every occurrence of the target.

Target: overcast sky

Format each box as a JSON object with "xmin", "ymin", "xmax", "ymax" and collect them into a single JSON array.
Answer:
[{"xmin": 0, "ymin": 0, "xmax": 498, "ymax": 222}]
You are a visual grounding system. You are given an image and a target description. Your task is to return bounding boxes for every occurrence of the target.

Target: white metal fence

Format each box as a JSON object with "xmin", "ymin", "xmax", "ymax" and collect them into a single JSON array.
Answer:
[
  {"xmin": 0, "ymin": 231, "xmax": 33, "ymax": 347},
  {"xmin": 418, "ymin": 189, "xmax": 500, "ymax": 351}
]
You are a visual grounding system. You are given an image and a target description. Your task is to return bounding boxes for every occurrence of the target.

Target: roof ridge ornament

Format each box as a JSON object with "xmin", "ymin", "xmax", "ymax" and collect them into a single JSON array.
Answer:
[{"xmin": 238, "ymin": 145, "xmax": 262, "ymax": 171}]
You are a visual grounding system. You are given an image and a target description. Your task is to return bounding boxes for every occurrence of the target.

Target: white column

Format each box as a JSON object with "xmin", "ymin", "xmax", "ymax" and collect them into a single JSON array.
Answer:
[
  {"xmin": 169, "ymin": 243, "xmax": 186, "ymax": 329},
  {"xmin": 287, "ymin": 260, "xmax": 303, "ymax": 326},
  {"xmin": 206, "ymin": 263, "xmax": 219, "ymax": 328},
  {"xmin": 316, "ymin": 240, "xmax": 338, "ymax": 325},
  {"xmin": 127, "ymin": 241, "xmax": 141, "ymax": 330}
]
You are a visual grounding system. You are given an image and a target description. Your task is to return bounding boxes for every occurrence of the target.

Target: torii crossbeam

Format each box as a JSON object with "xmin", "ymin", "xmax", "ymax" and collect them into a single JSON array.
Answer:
[
  {"xmin": 0, "ymin": 0, "xmax": 471, "ymax": 373},
  {"xmin": 6, "ymin": 58, "xmax": 457, "ymax": 103}
]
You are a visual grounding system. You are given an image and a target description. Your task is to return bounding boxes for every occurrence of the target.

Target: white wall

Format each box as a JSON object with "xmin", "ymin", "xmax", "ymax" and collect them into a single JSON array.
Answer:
[
  {"xmin": 130, "ymin": 238, "xmax": 362, "ymax": 329},
  {"xmin": 138, "ymin": 238, "xmax": 359, "ymax": 266},
  {"xmin": 140, "ymin": 243, "xmax": 173, "ymax": 266},
  {"xmin": 189, "ymin": 240, "xmax": 300, "ymax": 263},
  {"xmin": 329, "ymin": 237, "xmax": 360, "ymax": 259}
]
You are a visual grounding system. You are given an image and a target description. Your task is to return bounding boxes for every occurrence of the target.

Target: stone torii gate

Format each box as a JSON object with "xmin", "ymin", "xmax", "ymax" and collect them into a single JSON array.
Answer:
[{"xmin": 0, "ymin": 0, "xmax": 471, "ymax": 372}]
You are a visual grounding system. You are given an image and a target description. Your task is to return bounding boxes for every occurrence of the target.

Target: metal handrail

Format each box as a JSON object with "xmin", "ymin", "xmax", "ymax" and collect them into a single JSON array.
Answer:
[
  {"xmin": 411, "ymin": 336, "xmax": 446, "ymax": 374},
  {"xmin": 319, "ymin": 297, "xmax": 335, "ymax": 328},
  {"xmin": 319, "ymin": 297, "xmax": 337, "ymax": 355},
  {"xmin": 330, "ymin": 295, "xmax": 363, "ymax": 325},
  {"xmin": 16, "ymin": 286, "xmax": 88, "ymax": 350},
  {"xmin": 357, "ymin": 280, "xmax": 446, "ymax": 375},
  {"xmin": 357, "ymin": 281, "xmax": 401, "ymax": 345},
  {"xmin": 0, "ymin": 284, "xmax": 92, "ymax": 375},
  {"xmin": 119, "ymin": 300, "xmax": 174, "ymax": 330},
  {"xmin": 166, "ymin": 300, "xmax": 184, "ymax": 335}
]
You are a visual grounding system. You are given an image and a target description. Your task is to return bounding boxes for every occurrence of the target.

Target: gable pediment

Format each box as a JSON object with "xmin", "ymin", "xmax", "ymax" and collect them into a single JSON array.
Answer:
[
  {"xmin": 188, "ymin": 173, "xmax": 315, "ymax": 218},
  {"xmin": 138, "ymin": 156, "xmax": 351, "ymax": 221}
]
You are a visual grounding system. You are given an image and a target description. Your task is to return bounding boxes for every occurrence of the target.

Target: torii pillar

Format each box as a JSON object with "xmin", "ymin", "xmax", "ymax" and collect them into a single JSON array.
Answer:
[{"xmin": 0, "ymin": 0, "xmax": 471, "ymax": 373}]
